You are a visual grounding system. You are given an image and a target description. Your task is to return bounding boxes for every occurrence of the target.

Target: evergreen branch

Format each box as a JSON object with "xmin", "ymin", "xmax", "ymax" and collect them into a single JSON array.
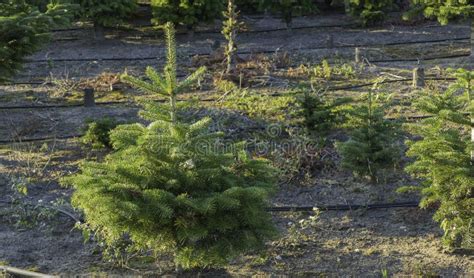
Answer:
[
  {"xmin": 176, "ymin": 66, "xmax": 206, "ymax": 94},
  {"xmin": 121, "ymin": 74, "xmax": 168, "ymax": 96}
]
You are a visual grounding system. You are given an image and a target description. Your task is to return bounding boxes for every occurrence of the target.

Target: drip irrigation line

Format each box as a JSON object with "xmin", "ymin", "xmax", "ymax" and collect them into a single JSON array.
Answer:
[
  {"xmin": 5, "ymin": 70, "xmax": 458, "ymax": 88},
  {"xmin": 22, "ymin": 49, "xmax": 465, "ymax": 64},
  {"xmin": 326, "ymin": 77, "xmax": 456, "ymax": 90},
  {"xmin": 0, "ymin": 76, "xmax": 458, "ymax": 110},
  {"xmin": 353, "ymin": 37, "xmax": 468, "ymax": 47},
  {"xmin": 24, "ymin": 37, "xmax": 470, "ymax": 64},
  {"xmin": 370, "ymin": 53, "xmax": 470, "ymax": 63},
  {"xmin": 0, "ymin": 198, "xmax": 419, "ymax": 225},
  {"xmin": 0, "ymin": 101, "xmax": 131, "ymax": 110},
  {"xmin": 266, "ymin": 201, "xmax": 420, "ymax": 212},
  {"xmin": 25, "ymin": 56, "xmax": 163, "ymax": 63},
  {"xmin": 51, "ymin": 22, "xmax": 355, "ymax": 35},
  {"xmin": 50, "ymin": 27, "xmax": 468, "ymax": 47},
  {"xmin": 0, "ymin": 134, "xmax": 82, "ymax": 144},
  {"xmin": 0, "ymin": 110, "xmax": 457, "ymax": 145}
]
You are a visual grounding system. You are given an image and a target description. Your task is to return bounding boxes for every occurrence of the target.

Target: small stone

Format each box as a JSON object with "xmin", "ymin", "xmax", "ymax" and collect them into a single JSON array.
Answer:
[{"xmin": 275, "ymin": 255, "xmax": 282, "ymax": 260}]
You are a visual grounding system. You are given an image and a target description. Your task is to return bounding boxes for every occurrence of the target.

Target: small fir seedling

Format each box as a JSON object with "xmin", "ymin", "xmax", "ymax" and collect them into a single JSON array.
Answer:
[
  {"xmin": 81, "ymin": 117, "xmax": 121, "ymax": 149},
  {"xmin": 402, "ymin": 69, "xmax": 474, "ymax": 248},
  {"xmin": 402, "ymin": 0, "xmax": 473, "ymax": 56},
  {"xmin": 297, "ymin": 87, "xmax": 351, "ymax": 139},
  {"xmin": 0, "ymin": 0, "xmax": 76, "ymax": 83},
  {"xmin": 65, "ymin": 22, "xmax": 278, "ymax": 270},
  {"xmin": 404, "ymin": 0, "xmax": 474, "ymax": 25},
  {"xmin": 347, "ymin": 0, "xmax": 395, "ymax": 26},
  {"xmin": 75, "ymin": 0, "xmax": 137, "ymax": 40},
  {"xmin": 336, "ymin": 90, "xmax": 402, "ymax": 183},
  {"xmin": 151, "ymin": 0, "xmax": 224, "ymax": 30},
  {"xmin": 246, "ymin": 0, "xmax": 316, "ymax": 29},
  {"xmin": 275, "ymin": 0, "xmax": 317, "ymax": 30}
]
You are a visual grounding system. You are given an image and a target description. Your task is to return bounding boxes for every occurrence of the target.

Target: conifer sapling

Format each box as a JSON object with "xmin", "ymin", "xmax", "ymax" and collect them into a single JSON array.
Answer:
[
  {"xmin": 404, "ymin": 0, "xmax": 473, "ymax": 56},
  {"xmin": 403, "ymin": 69, "xmax": 474, "ymax": 248},
  {"xmin": 151, "ymin": 0, "xmax": 224, "ymax": 31},
  {"xmin": 336, "ymin": 89, "xmax": 402, "ymax": 183},
  {"xmin": 347, "ymin": 0, "xmax": 395, "ymax": 25},
  {"xmin": 75, "ymin": 0, "xmax": 137, "ymax": 40},
  {"xmin": 0, "ymin": 0, "xmax": 75, "ymax": 82},
  {"xmin": 65, "ymin": 22, "xmax": 278, "ymax": 269},
  {"xmin": 298, "ymin": 87, "xmax": 351, "ymax": 139}
]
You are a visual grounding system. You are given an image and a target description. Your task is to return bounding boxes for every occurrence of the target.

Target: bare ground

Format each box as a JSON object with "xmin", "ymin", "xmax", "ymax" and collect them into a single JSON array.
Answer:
[{"xmin": 0, "ymin": 13, "xmax": 473, "ymax": 277}]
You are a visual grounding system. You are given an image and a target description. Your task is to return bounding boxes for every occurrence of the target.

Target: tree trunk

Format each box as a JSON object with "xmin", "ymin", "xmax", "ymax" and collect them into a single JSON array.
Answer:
[{"xmin": 170, "ymin": 94, "xmax": 177, "ymax": 123}]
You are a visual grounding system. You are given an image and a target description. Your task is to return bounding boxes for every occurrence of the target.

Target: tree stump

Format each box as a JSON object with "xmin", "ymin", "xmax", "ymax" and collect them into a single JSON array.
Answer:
[
  {"xmin": 327, "ymin": 35, "xmax": 334, "ymax": 49},
  {"xmin": 355, "ymin": 47, "xmax": 361, "ymax": 63},
  {"xmin": 93, "ymin": 23, "xmax": 105, "ymax": 41},
  {"xmin": 413, "ymin": 67, "xmax": 425, "ymax": 88},
  {"xmin": 84, "ymin": 88, "xmax": 95, "ymax": 107}
]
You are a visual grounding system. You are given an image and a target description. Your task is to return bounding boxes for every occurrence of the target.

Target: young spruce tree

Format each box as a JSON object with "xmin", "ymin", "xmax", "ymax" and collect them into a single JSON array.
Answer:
[
  {"xmin": 65, "ymin": 22, "xmax": 278, "ymax": 269},
  {"xmin": 346, "ymin": 0, "xmax": 395, "ymax": 26},
  {"xmin": 404, "ymin": 0, "xmax": 473, "ymax": 56},
  {"xmin": 298, "ymin": 87, "xmax": 351, "ymax": 139},
  {"xmin": 75, "ymin": 0, "xmax": 137, "ymax": 39},
  {"xmin": 0, "ymin": 0, "xmax": 75, "ymax": 82},
  {"xmin": 336, "ymin": 89, "xmax": 402, "ymax": 183},
  {"xmin": 403, "ymin": 69, "xmax": 474, "ymax": 248},
  {"xmin": 151, "ymin": 0, "xmax": 224, "ymax": 31}
]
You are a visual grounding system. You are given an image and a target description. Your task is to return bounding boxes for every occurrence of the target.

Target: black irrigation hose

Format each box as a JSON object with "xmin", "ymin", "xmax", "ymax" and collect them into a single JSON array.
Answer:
[
  {"xmin": 370, "ymin": 53, "xmax": 471, "ymax": 63},
  {"xmin": 0, "ymin": 112, "xmax": 443, "ymax": 145},
  {"xmin": 51, "ymin": 22, "xmax": 355, "ymax": 35},
  {"xmin": 1, "ymin": 109, "xmax": 467, "ymax": 145},
  {"xmin": 3, "ymin": 70, "xmax": 458, "ymax": 88},
  {"xmin": 267, "ymin": 201, "xmax": 420, "ymax": 212},
  {"xmin": 326, "ymin": 77, "xmax": 457, "ymax": 90},
  {"xmin": 24, "ymin": 36, "xmax": 471, "ymax": 64},
  {"xmin": 0, "ymin": 134, "xmax": 82, "ymax": 144},
  {"xmin": 0, "ymin": 101, "xmax": 131, "ymax": 110},
  {"xmin": 25, "ymin": 56, "xmax": 163, "ymax": 63},
  {"xmin": 0, "ymin": 76, "xmax": 458, "ymax": 110},
  {"xmin": 0, "ymin": 199, "xmax": 420, "ymax": 225},
  {"xmin": 354, "ymin": 36, "xmax": 468, "ymax": 47},
  {"xmin": 23, "ymin": 49, "xmax": 470, "ymax": 64}
]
